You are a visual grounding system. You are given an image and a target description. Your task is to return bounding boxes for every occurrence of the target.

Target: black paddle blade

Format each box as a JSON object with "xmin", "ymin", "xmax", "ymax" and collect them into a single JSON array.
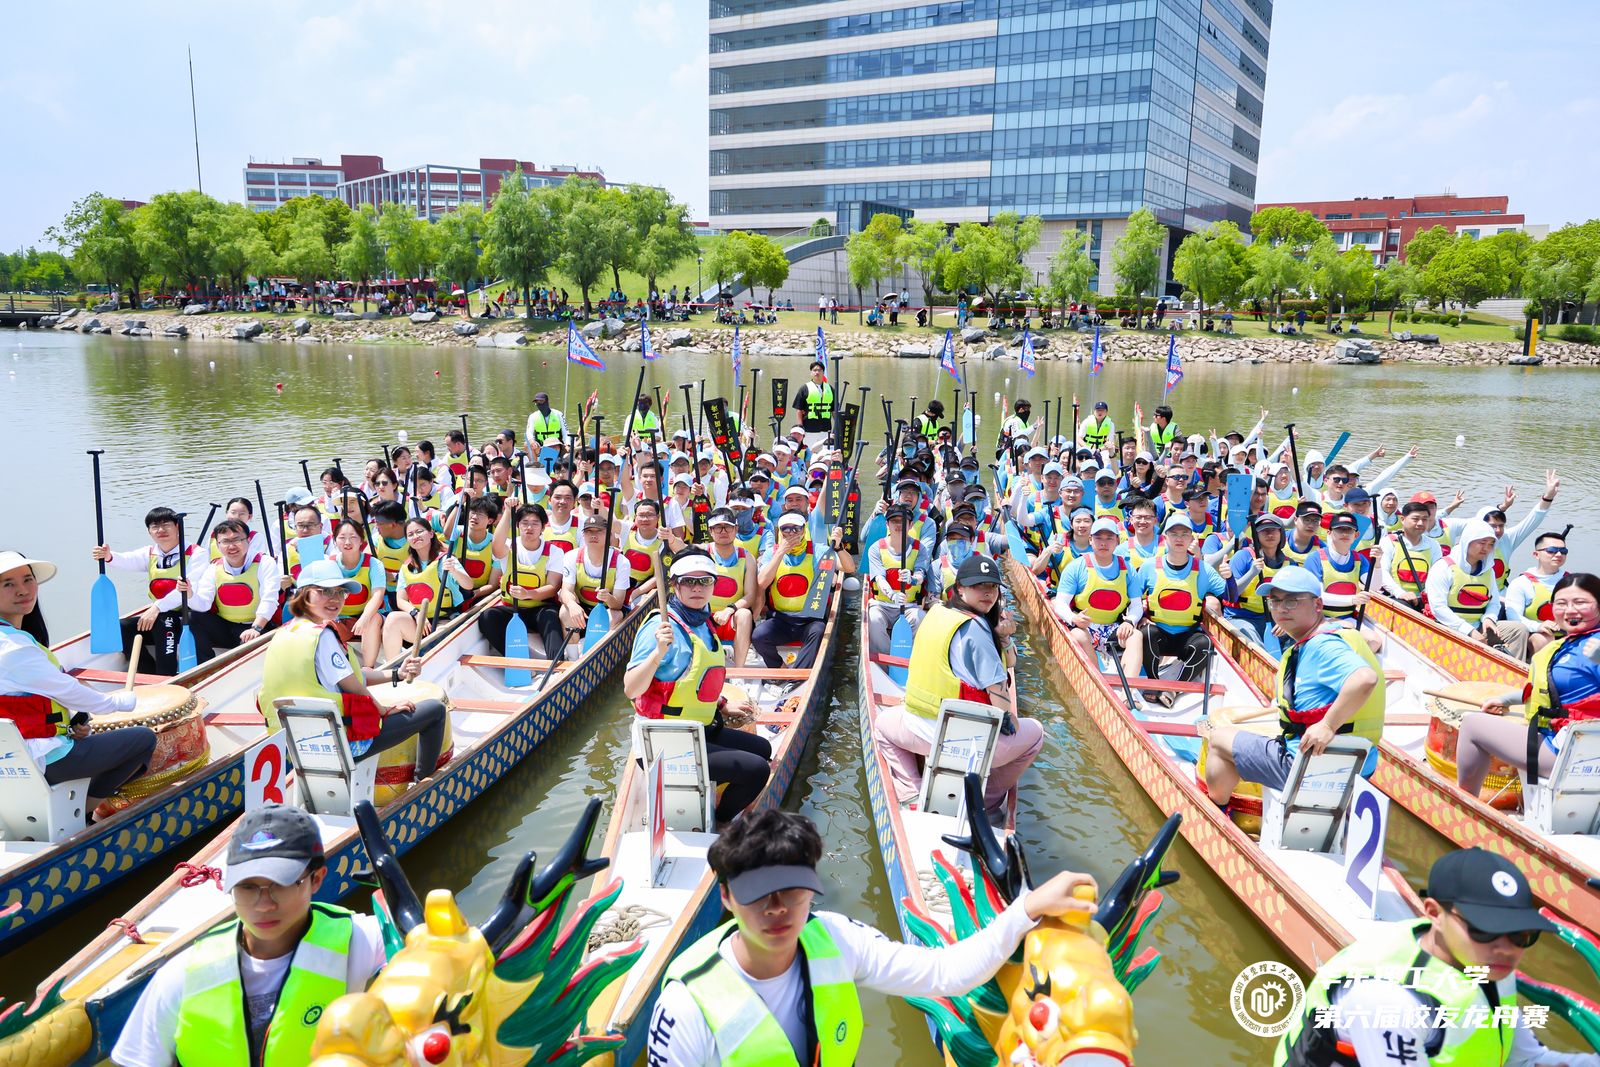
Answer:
[
  {"xmin": 940, "ymin": 772, "xmax": 1025, "ymax": 903},
  {"xmin": 525, "ymin": 797, "xmax": 609, "ymax": 913},
  {"xmin": 1094, "ymin": 811, "xmax": 1183, "ymax": 947},
  {"xmin": 354, "ymin": 799, "xmax": 425, "ymax": 934}
]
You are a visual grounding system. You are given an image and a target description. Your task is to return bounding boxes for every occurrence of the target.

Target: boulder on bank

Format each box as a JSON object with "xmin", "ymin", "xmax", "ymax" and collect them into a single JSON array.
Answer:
[
  {"xmin": 292, "ymin": 317, "xmax": 311, "ymax": 336},
  {"xmin": 409, "ymin": 311, "xmax": 439, "ymax": 324},
  {"xmin": 87, "ymin": 324, "xmax": 113, "ymax": 335},
  {"xmin": 360, "ymin": 311, "xmax": 381, "ymax": 321},
  {"xmin": 93, "ymin": 300, "xmax": 117, "ymax": 312},
  {"xmin": 493, "ymin": 332, "xmax": 527, "ymax": 348},
  {"xmin": 231, "ymin": 321, "xmax": 264, "ymax": 340},
  {"xmin": 581, "ymin": 317, "xmax": 626, "ymax": 340},
  {"xmin": 79, "ymin": 317, "xmax": 103, "ymax": 332},
  {"xmin": 666, "ymin": 329, "xmax": 693, "ymax": 348},
  {"xmin": 453, "ymin": 321, "xmax": 479, "ymax": 337},
  {"xmin": 119, "ymin": 319, "xmax": 148, "ymax": 335},
  {"xmin": 181, "ymin": 303, "xmax": 207, "ymax": 316},
  {"xmin": 961, "ymin": 327, "xmax": 988, "ymax": 343},
  {"xmin": 897, "ymin": 345, "xmax": 932, "ymax": 359},
  {"xmin": 333, "ymin": 312, "xmax": 358, "ymax": 322},
  {"xmin": 127, "ymin": 328, "xmax": 152, "ymax": 337},
  {"xmin": 1509, "ymin": 355, "xmax": 1543, "ymax": 367},
  {"xmin": 162, "ymin": 324, "xmax": 188, "ymax": 338},
  {"xmin": 1333, "ymin": 339, "xmax": 1380, "ymax": 365},
  {"xmin": 982, "ymin": 343, "xmax": 1006, "ymax": 361}
]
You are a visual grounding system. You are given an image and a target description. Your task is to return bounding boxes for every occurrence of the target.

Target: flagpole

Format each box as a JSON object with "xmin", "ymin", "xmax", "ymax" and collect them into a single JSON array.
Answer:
[{"xmin": 563, "ymin": 325, "xmax": 573, "ymax": 427}]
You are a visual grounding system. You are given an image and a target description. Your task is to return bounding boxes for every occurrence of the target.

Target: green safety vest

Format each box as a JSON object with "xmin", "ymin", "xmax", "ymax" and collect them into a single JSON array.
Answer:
[
  {"xmin": 915, "ymin": 414, "xmax": 939, "ymax": 440},
  {"xmin": 529, "ymin": 410, "xmax": 563, "ymax": 444},
  {"xmin": 1275, "ymin": 919, "xmax": 1514, "ymax": 1067},
  {"xmin": 1082, "ymin": 415, "xmax": 1113, "ymax": 448},
  {"xmin": 803, "ymin": 383, "xmax": 835, "ymax": 425},
  {"xmin": 634, "ymin": 410, "xmax": 662, "ymax": 435},
  {"xmin": 1150, "ymin": 421, "xmax": 1178, "ymax": 450},
  {"xmin": 665, "ymin": 917, "xmax": 862, "ymax": 1067},
  {"xmin": 173, "ymin": 903, "xmax": 357, "ymax": 1067}
]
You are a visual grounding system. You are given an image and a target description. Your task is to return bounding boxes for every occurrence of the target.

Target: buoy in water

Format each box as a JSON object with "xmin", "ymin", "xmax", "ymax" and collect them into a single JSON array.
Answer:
[
  {"xmin": 434, "ymin": 370, "xmax": 441, "ymax": 378},
  {"xmin": 396, "ymin": 430, "xmax": 408, "ymax": 443},
  {"xmin": 274, "ymin": 382, "xmax": 284, "ymax": 392},
  {"xmin": 1456, "ymin": 434, "xmax": 1466, "ymax": 447},
  {"xmin": 1292, "ymin": 386, "xmax": 1299, "ymax": 395},
  {"xmin": 172, "ymin": 348, "xmax": 179, "ymax": 354},
  {"xmin": 208, "ymin": 361, "xmax": 215, "ymax": 369}
]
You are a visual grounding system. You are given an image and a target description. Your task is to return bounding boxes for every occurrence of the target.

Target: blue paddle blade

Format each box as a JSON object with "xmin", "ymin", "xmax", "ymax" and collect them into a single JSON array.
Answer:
[
  {"xmin": 538, "ymin": 445, "xmax": 560, "ymax": 471},
  {"xmin": 961, "ymin": 407, "xmax": 975, "ymax": 444},
  {"xmin": 1005, "ymin": 520, "xmax": 1030, "ymax": 564},
  {"xmin": 177, "ymin": 622, "xmax": 198, "ymax": 673},
  {"xmin": 503, "ymin": 614, "xmax": 533, "ymax": 687},
  {"xmin": 581, "ymin": 602, "xmax": 609, "ymax": 653},
  {"xmin": 887, "ymin": 614, "xmax": 914, "ymax": 687},
  {"xmin": 296, "ymin": 535, "xmax": 327, "ymax": 565},
  {"xmin": 1321, "ymin": 431, "xmax": 1352, "ymax": 466},
  {"xmin": 1225, "ymin": 473, "xmax": 1254, "ymax": 540},
  {"xmin": 89, "ymin": 575, "xmax": 121, "ymax": 654}
]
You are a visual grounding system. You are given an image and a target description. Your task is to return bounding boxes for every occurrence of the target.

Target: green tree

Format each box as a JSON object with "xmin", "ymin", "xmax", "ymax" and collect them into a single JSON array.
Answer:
[
  {"xmin": 625, "ymin": 185, "xmax": 694, "ymax": 297},
  {"xmin": 1483, "ymin": 230, "xmax": 1533, "ymax": 296},
  {"xmin": 264, "ymin": 196, "xmax": 353, "ymax": 256},
  {"xmin": 204, "ymin": 201, "xmax": 274, "ymax": 297},
  {"xmin": 49, "ymin": 193, "xmax": 148, "ymax": 307},
  {"xmin": 940, "ymin": 221, "xmax": 1023, "ymax": 307},
  {"xmin": 1403, "ymin": 225, "xmax": 1455, "ymax": 269},
  {"xmin": 845, "ymin": 229, "xmax": 886, "ymax": 314},
  {"xmin": 135, "ymin": 190, "xmax": 219, "ymax": 294},
  {"xmin": 1248, "ymin": 206, "xmax": 1329, "ymax": 250},
  {"xmin": 808, "ymin": 217, "xmax": 832, "ymax": 237},
  {"xmin": 637, "ymin": 222, "xmax": 697, "ymax": 300},
  {"xmin": 1308, "ymin": 238, "xmax": 1376, "ymax": 327},
  {"xmin": 559, "ymin": 198, "xmax": 610, "ymax": 315},
  {"xmin": 278, "ymin": 209, "xmax": 334, "ymax": 288},
  {"xmin": 894, "ymin": 220, "xmax": 950, "ymax": 306},
  {"xmin": 990, "ymin": 211, "xmax": 1042, "ymax": 278},
  {"xmin": 1375, "ymin": 258, "xmax": 1423, "ymax": 327},
  {"xmin": 435, "ymin": 204, "xmax": 486, "ymax": 312},
  {"xmin": 377, "ymin": 202, "xmax": 436, "ymax": 285},
  {"xmin": 1242, "ymin": 241, "xmax": 1309, "ymax": 328},
  {"xmin": 1110, "ymin": 208, "xmax": 1166, "ymax": 303},
  {"xmin": 1526, "ymin": 220, "xmax": 1600, "ymax": 323},
  {"xmin": 1421, "ymin": 235, "xmax": 1504, "ymax": 321},
  {"xmin": 1171, "ymin": 220, "xmax": 1247, "ymax": 315},
  {"xmin": 483, "ymin": 167, "xmax": 558, "ymax": 319},
  {"xmin": 1045, "ymin": 228, "xmax": 1096, "ymax": 312},
  {"xmin": 743, "ymin": 235, "xmax": 790, "ymax": 304},
  {"xmin": 596, "ymin": 190, "xmax": 639, "ymax": 297},
  {"xmin": 337, "ymin": 205, "xmax": 387, "ymax": 311}
]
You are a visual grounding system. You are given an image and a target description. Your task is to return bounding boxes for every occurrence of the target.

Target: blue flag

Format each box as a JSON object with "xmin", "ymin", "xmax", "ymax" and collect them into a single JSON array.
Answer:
[
  {"xmin": 641, "ymin": 320, "xmax": 657, "ymax": 362},
  {"xmin": 567, "ymin": 321, "xmax": 604, "ymax": 370},
  {"xmin": 1089, "ymin": 325, "xmax": 1105, "ymax": 377},
  {"xmin": 1020, "ymin": 329, "xmax": 1036, "ymax": 378},
  {"xmin": 1164, "ymin": 333, "xmax": 1183, "ymax": 394},
  {"xmin": 939, "ymin": 329, "xmax": 960, "ymax": 383},
  {"xmin": 732, "ymin": 325, "xmax": 743, "ymax": 387},
  {"xmin": 815, "ymin": 325, "xmax": 827, "ymax": 363}
]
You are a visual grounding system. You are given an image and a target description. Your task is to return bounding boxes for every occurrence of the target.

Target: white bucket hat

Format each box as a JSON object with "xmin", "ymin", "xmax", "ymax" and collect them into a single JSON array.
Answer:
[{"xmin": 0, "ymin": 551, "xmax": 57, "ymax": 584}]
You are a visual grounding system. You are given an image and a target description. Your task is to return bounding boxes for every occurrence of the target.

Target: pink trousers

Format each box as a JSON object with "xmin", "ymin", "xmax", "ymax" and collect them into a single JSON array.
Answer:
[{"xmin": 874, "ymin": 705, "xmax": 1045, "ymax": 812}]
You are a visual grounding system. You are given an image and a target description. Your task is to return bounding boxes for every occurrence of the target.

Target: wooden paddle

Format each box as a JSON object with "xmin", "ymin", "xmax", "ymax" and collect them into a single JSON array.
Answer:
[{"xmin": 86, "ymin": 449, "xmax": 120, "ymax": 654}]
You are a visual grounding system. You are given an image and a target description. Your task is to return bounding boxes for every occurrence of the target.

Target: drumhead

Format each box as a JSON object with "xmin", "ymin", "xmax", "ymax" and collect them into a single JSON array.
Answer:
[
  {"xmin": 129, "ymin": 684, "xmax": 197, "ymax": 715},
  {"xmin": 369, "ymin": 679, "xmax": 447, "ymax": 704}
]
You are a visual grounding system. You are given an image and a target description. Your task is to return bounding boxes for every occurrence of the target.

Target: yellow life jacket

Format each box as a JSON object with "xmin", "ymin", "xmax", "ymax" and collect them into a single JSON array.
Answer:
[
  {"xmin": 1281, "ymin": 534, "xmax": 1321, "ymax": 566},
  {"xmin": 1235, "ymin": 551, "xmax": 1286, "ymax": 615},
  {"xmin": 1275, "ymin": 628, "xmax": 1385, "ymax": 743},
  {"xmin": 904, "ymin": 603, "xmax": 992, "ymax": 720},
  {"xmin": 1521, "ymin": 571, "xmax": 1556, "ymax": 623},
  {"xmin": 1444, "ymin": 558, "xmax": 1495, "ymax": 625},
  {"xmin": 397, "ymin": 556, "xmax": 457, "ymax": 614},
  {"xmin": 1124, "ymin": 535, "xmax": 1163, "ymax": 572},
  {"xmin": 458, "ymin": 532, "xmax": 496, "ymax": 590},
  {"xmin": 622, "ymin": 529, "xmax": 662, "ymax": 587},
  {"xmin": 632, "ymin": 609, "xmax": 725, "ymax": 723},
  {"xmin": 571, "ymin": 548, "xmax": 623, "ymax": 605},
  {"xmin": 502, "ymin": 539, "xmax": 554, "ymax": 609},
  {"xmin": 1316, "ymin": 548, "xmax": 1363, "ymax": 621},
  {"xmin": 1146, "ymin": 556, "xmax": 1204, "ymax": 630},
  {"xmin": 147, "ymin": 545, "xmax": 198, "ymax": 601},
  {"xmin": 528, "ymin": 410, "xmax": 563, "ymax": 444},
  {"xmin": 0, "ymin": 620, "xmax": 70, "ymax": 739},
  {"xmin": 212, "ymin": 556, "xmax": 265, "ymax": 624},
  {"xmin": 874, "ymin": 539, "xmax": 923, "ymax": 602},
  {"xmin": 374, "ymin": 535, "xmax": 407, "ymax": 592},
  {"xmin": 1385, "ymin": 533, "xmax": 1433, "ymax": 598},
  {"xmin": 1525, "ymin": 629, "xmax": 1600, "ymax": 733},
  {"xmin": 1072, "ymin": 557, "xmax": 1132, "ymax": 624},
  {"xmin": 1266, "ymin": 486, "xmax": 1298, "ymax": 521},
  {"xmin": 336, "ymin": 553, "xmax": 378, "ymax": 619},
  {"xmin": 767, "ymin": 540, "xmax": 818, "ymax": 614},
  {"xmin": 544, "ymin": 519, "xmax": 578, "ymax": 556},
  {"xmin": 708, "ymin": 546, "xmax": 749, "ymax": 613}
]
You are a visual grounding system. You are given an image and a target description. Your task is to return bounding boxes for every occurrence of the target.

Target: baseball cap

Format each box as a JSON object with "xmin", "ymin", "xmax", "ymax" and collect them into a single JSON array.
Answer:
[
  {"xmin": 533, "ymin": 391, "xmax": 549, "ymax": 403},
  {"xmin": 1259, "ymin": 565, "xmax": 1322, "ymax": 599},
  {"xmin": 1090, "ymin": 516, "xmax": 1122, "ymax": 537},
  {"xmin": 296, "ymin": 559, "xmax": 362, "ymax": 593},
  {"xmin": 749, "ymin": 469, "xmax": 772, "ymax": 483},
  {"xmin": 1327, "ymin": 511, "xmax": 1359, "ymax": 531},
  {"xmin": 1252, "ymin": 514, "xmax": 1286, "ymax": 531},
  {"xmin": 945, "ymin": 522, "xmax": 976, "ymax": 540},
  {"xmin": 951, "ymin": 499, "xmax": 977, "ymax": 517},
  {"xmin": 1296, "ymin": 501, "xmax": 1324, "ymax": 517},
  {"xmin": 727, "ymin": 863, "xmax": 826, "ymax": 906},
  {"xmin": 1095, "ymin": 471, "xmax": 1116, "ymax": 483},
  {"xmin": 1344, "ymin": 487, "xmax": 1372, "ymax": 505},
  {"xmin": 1163, "ymin": 513, "xmax": 1194, "ymax": 532},
  {"xmin": 224, "ymin": 804, "xmax": 324, "ymax": 891},
  {"xmin": 885, "ymin": 503, "xmax": 914, "ymax": 522},
  {"xmin": 668, "ymin": 553, "xmax": 717, "ymax": 580},
  {"xmin": 1044, "ymin": 462, "xmax": 1066, "ymax": 477},
  {"xmin": 1424, "ymin": 848, "xmax": 1557, "ymax": 936},
  {"xmin": 1094, "ymin": 400, "xmax": 1109, "ymax": 411},
  {"xmin": 776, "ymin": 511, "xmax": 808, "ymax": 530},
  {"xmin": 708, "ymin": 508, "xmax": 736, "ymax": 528},
  {"xmin": 1025, "ymin": 447, "xmax": 1048, "ymax": 462},
  {"xmin": 782, "ymin": 484, "xmax": 810, "ymax": 498},
  {"xmin": 1182, "ymin": 486, "xmax": 1209, "ymax": 502},
  {"xmin": 671, "ymin": 473, "xmax": 693, "ymax": 487},
  {"xmin": 895, "ymin": 478, "xmax": 921, "ymax": 493},
  {"xmin": 0, "ymin": 551, "xmax": 57, "ymax": 585},
  {"xmin": 597, "ymin": 453, "xmax": 619, "ymax": 467},
  {"xmin": 582, "ymin": 514, "xmax": 608, "ymax": 530},
  {"xmin": 577, "ymin": 482, "xmax": 597, "ymax": 498},
  {"xmin": 1409, "ymin": 491, "xmax": 1438, "ymax": 506},
  {"xmin": 956, "ymin": 554, "xmax": 1002, "ymax": 587}
]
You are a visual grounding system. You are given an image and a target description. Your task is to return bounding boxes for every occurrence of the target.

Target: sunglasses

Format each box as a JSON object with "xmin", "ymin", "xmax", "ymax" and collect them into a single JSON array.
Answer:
[
  {"xmin": 1453, "ymin": 909, "xmax": 1540, "ymax": 947},
  {"xmin": 1540, "ymin": 546, "xmax": 1569, "ymax": 556},
  {"xmin": 675, "ymin": 576, "xmax": 715, "ymax": 588}
]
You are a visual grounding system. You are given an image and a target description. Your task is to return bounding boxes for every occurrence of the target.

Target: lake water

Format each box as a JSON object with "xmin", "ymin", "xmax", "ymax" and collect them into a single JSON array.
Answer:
[{"xmin": 3, "ymin": 329, "xmax": 1597, "ymax": 1062}]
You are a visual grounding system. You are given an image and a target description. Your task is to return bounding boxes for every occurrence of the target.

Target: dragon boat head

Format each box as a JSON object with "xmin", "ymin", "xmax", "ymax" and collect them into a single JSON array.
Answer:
[
  {"xmin": 309, "ymin": 798, "xmax": 640, "ymax": 1067},
  {"xmin": 903, "ymin": 774, "xmax": 1182, "ymax": 1067}
]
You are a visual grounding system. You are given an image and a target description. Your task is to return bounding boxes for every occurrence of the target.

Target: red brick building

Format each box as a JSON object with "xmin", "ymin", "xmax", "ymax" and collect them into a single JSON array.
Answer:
[{"xmin": 1254, "ymin": 194, "xmax": 1528, "ymax": 264}]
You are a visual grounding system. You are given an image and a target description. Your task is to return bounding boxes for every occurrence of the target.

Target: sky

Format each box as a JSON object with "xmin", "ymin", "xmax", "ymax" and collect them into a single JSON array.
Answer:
[{"xmin": 3, "ymin": 0, "xmax": 1594, "ymax": 253}]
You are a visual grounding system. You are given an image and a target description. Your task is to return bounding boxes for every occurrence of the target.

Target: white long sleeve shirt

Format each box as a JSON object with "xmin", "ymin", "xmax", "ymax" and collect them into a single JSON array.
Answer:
[
  {"xmin": 105, "ymin": 545, "xmax": 192, "ymax": 612},
  {"xmin": 0, "ymin": 624, "xmax": 138, "ymax": 763},
  {"xmin": 1426, "ymin": 555, "xmax": 1502, "ymax": 636},
  {"xmin": 187, "ymin": 555, "xmax": 283, "ymax": 628},
  {"xmin": 1504, "ymin": 569, "xmax": 1566, "ymax": 633},
  {"xmin": 1379, "ymin": 534, "xmax": 1441, "ymax": 603},
  {"xmin": 1446, "ymin": 499, "xmax": 1550, "ymax": 556},
  {"xmin": 647, "ymin": 900, "xmax": 1039, "ymax": 1067}
]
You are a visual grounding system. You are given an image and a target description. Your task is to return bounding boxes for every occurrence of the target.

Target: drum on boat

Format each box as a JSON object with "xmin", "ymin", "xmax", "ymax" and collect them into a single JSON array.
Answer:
[
  {"xmin": 1424, "ymin": 682, "xmax": 1522, "ymax": 810},
  {"xmin": 92, "ymin": 684, "xmax": 209, "ymax": 815},
  {"xmin": 365, "ymin": 678, "xmax": 455, "ymax": 804},
  {"xmin": 1198, "ymin": 704, "xmax": 1279, "ymax": 835}
]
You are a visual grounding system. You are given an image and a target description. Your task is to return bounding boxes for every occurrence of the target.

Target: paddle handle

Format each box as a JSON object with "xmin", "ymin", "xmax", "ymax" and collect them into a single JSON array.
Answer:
[
  {"xmin": 174, "ymin": 513, "xmax": 190, "ymax": 615},
  {"xmin": 88, "ymin": 449, "xmax": 107, "ymax": 574},
  {"xmin": 125, "ymin": 634, "xmax": 143, "ymax": 691},
  {"xmin": 1422, "ymin": 687, "xmax": 1523, "ymax": 707}
]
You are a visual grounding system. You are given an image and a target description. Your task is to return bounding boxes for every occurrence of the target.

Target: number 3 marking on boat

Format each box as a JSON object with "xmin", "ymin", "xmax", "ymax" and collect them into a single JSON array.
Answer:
[
  {"xmin": 1343, "ymin": 779, "xmax": 1389, "ymax": 918},
  {"xmin": 245, "ymin": 732, "xmax": 295, "ymax": 811}
]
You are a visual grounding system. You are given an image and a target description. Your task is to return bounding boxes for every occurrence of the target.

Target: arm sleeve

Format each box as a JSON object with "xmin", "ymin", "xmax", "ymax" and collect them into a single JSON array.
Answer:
[
  {"xmin": 187, "ymin": 562, "xmax": 219, "ymax": 614},
  {"xmin": 1504, "ymin": 579, "xmax": 1540, "ymax": 633},
  {"xmin": 107, "ymin": 546, "xmax": 153, "ymax": 574},
  {"xmin": 109, "ymin": 953, "xmax": 184, "ymax": 1067},
  {"xmin": 645, "ymin": 983, "xmax": 716, "ymax": 1067},
  {"xmin": 314, "ymin": 628, "xmax": 357, "ymax": 691},
  {"xmin": 1425, "ymin": 564, "xmax": 1473, "ymax": 635},
  {"xmin": 829, "ymin": 902, "xmax": 1038, "ymax": 997},
  {"xmin": 1363, "ymin": 455, "xmax": 1411, "ymax": 494},
  {"xmin": 0, "ymin": 643, "xmax": 138, "ymax": 716},
  {"xmin": 1502, "ymin": 499, "xmax": 1550, "ymax": 553},
  {"xmin": 1330, "ymin": 979, "xmax": 1434, "ymax": 1066}
]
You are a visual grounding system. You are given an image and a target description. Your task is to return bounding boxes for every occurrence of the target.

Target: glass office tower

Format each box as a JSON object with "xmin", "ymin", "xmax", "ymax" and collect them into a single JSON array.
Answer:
[{"xmin": 709, "ymin": 0, "xmax": 1270, "ymax": 290}]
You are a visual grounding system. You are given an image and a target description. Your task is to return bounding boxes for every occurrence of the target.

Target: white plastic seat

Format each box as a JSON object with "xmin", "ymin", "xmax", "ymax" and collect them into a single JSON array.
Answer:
[
  {"xmin": 1261, "ymin": 738, "xmax": 1371, "ymax": 854},
  {"xmin": 1523, "ymin": 721, "xmax": 1600, "ymax": 835},
  {"xmin": 631, "ymin": 719, "xmax": 713, "ymax": 832},
  {"xmin": 273, "ymin": 698, "xmax": 376, "ymax": 816},
  {"xmin": 916, "ymin": 698, "xmax": 1002, "ymax": 818},
  {"xmin": 0, "ymin": 722, "xmax": 93, "ymax": 842}
]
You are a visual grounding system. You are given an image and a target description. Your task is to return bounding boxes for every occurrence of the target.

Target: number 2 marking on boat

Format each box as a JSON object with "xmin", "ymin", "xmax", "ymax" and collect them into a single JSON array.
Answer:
[
  {"xmin": 245, "ymin": 732, "xmax": 295, "ymax": 810},
  {"xmin": 1342, "ymin": 780, "xmax": 1389, "ymax": 918}
]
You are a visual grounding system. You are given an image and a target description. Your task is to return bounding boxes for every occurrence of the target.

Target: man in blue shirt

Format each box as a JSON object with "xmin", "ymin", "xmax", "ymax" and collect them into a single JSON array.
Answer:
[
  {"xmin": 1053, "ymin": 516, "xmax": 1148, "ymax": 682},
  {"xmin": 1136, "ymin": 513, "xmax": 1228, "ymax": 706},
  {"xmin": 1201, "ymin": 566, "xmax": 1380, "ymax": 802}
]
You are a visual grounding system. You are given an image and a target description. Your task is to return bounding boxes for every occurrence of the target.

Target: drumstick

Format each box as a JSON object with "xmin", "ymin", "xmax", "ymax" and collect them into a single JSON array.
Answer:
[{"xmin": 125, "ymin": 633, "xmax": 144, "ymax": 691}]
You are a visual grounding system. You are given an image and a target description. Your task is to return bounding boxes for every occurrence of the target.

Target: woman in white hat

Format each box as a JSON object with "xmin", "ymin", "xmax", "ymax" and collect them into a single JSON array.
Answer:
[
  {"xmin": 257, "ymin": 559, "xmax": 446, "ymax": 783},
  {"xmin": 0, "ymin": 551, "xmax": 158, "ymax": 816}
]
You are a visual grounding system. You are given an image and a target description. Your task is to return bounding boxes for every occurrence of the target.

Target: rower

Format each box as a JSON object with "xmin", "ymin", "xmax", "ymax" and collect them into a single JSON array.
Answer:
[
  {"xmin": 367, "ymin": 501, "xmax": 409, "ymax": 607},
  {"xmin": 1273, "ymin": 848, "xmax": 1578, "ymax": 1067},
  {"xmin": 187, "ymin": 518, "xmax": 282, "ymax": 661},
  {"xmin": 324, "ymin": 519, "xmax": 386, "ymax": 668},
  {"xmin": 1148, "ymin": 404, "xmax": 1179, "ymax": 454},
  {"xmin": 1062, "ymin": 506, "xmax": 1094, "ymax": 561},
  {"xmin": 999, "ymin": 398, "xmax": 1037, "ymax": 444},
  {"xmin": 935, "ymin": 521, "xmax": 977, "ymax": 602},
  {"xmin": 438, "ymin": 429, "xmax": 471, "ymax": 490},
  {"xmin": 1426, "ymin": 518, "xmax": 1528, "ymax": 660},
  {"xmin": 1306, "ymin": 512, "xmax": 1374, "ymax": 627},
  {"xmin": 1376, "ymin": 489, "xmax": 1401, "ymax": 533},
  {"xmin": 0, "ymin": 551, "xmax": 158, "ymax": 818},
  {"xmin": 619, "ymin": 498, "xmax": 667, "ymax": 607},
  {"xmin": 702, "ymin": 508, "xmax": 758, "ymax": 667},
  {"xmin": 1456, "ymin": 572, "xmax": 1600, "ymax": 796},
  {"xmin": 557, "ymin": 514, "xmax": 630, "ymax": 632},
  {"xmin": 283, "ymin": 504, "xmax": 333, "ymax": 591},
  {"xmin": 1121, "ymin": 452, "xmax": 1158, "ymax": 498},
  {"xmin": 1018, "ymin": 462, "xmax": 1069, "ymax": 551},
  {"xmin": 753, "ymin": 510, "xmax": 853, "ymax": 670},
  {"xmin": 1443, "ymin": 471, "xmax": 1560, "ymax": 589},
  {"xmin": 1411, "ymin": 490, "xmax": 1460, "ymax": 553},
  {"xmin": 91, "ymin": 505, "xmax": 200, "ymax": 676},
  {"xmin": 793, "ymin": 360, "xmax": 835, "ymax": 450},
  {"xmin": 408, "ymin": 467, "xmax": 442, "ymax": 519},
  {"xmin": 482, "ymin": 502, "xmax": 566, "ymax": 660},
  {"xmin": 542, "ymin": 480, "xmax": 580, "ymax": 554},
  {"xmin": 1380, "ymin": 500, "xmax": 1440, "ymax": 613},
  {"xmin": 261, "ymin": 559, "xmax": 446, "ymax": 781},
  {"xmin": 525, "ymin": 391, "xmax": 567, "ymax": 452},
  {"xmin": 1265, "ymin": 462, "xmax": 1298, "ymax": 521},
  {"xmin": 915, "ymin": 399, "xmax": 944, "ymax": 441},
  {"xmin": 111, "ymin": 804, "xmax": 389, "ymax": 1067},
  {"xmin": 1225, "ymin": 515, "xmax": 1290, "ymax": 654},
  {"xmin": 646, "ymin": 808, "xmax": 1099, "ymax": 1067},
  {"xmin": 1504, "ymin": 531, "xmax": 1571, "ymax": 655},
  {"xmin": 366, "ymin": 467, "xmax": 402, "ymax": 510},
  {"xmin": 623, "ymin": 552, "xmax": 770, "ymax": 825},
  {"xmin": 315, "ymin": 466, "xmax": 352, "ymax": 521},
  {"xmin": 1118, "ymin": 497, "xmax": 1164, "ymax": 571},
  {"xmin": 1136, "ymin": 513, "xmax": 1227, "ymax": 708},
  {"xmin": 1202, "ymin": 566, "xmax": 1381, "ymax": 806},
  {"xmin": 888, "ymin": 554, "xmax": 1042, "ymax": 822},
  {"xmin": 445, "ymin": 495, "xmax": 501, "ymax": 599},
  {"xmin": 666, "ymin": 473, "xmax": 695, "ymax": 540},
  {"xmin": 866, "ymin": 504, "xmax": 929, "ymax": 656},
  {"xmin": 209, "ymin": 498, "xmax": 270, "ymax": 562},
  {"xmin": 379, "ymin": 518, "xmax": 469, "ymax": 660},
  {"xmin": 1341, "ymin": 487, "xmax": 1379, "ymax": 553},
  {"xmin": 1282, "ymin": 501, "xmax": 1324, "ymax": 565},
  {"xmin": 1078, "ymin": 400, "xmax": 1115, "ymax": 452},
  {"xmin": 486, "ymin": 456, "xmax": 515, "ymax": 500},
  {"xmin": 1054, "ymin": 516, "xmax": 1147, "ymax": 684}
]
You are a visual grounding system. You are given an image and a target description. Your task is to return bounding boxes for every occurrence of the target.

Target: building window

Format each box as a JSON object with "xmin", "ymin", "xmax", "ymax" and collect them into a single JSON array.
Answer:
[{"xmin": 1324, "ymin": 212, "xmax": 1352, "ymax": 220}]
